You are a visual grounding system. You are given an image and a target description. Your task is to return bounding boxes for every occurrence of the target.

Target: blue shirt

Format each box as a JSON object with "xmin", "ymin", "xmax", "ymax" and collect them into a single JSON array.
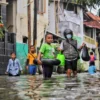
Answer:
[
  {"xmin": 88, "ymin": 65, "xmax": 96, "ymax": 75},
  {"xmin": 6, "ymin": 58, "xmax": 22, "ymax": 75}
]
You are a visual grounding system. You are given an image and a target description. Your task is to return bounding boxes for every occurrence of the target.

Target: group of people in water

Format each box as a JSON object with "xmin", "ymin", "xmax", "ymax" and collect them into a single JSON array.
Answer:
[{"xmin": 5, "ymin": 29, "xmax": 97, "ymax": 79}]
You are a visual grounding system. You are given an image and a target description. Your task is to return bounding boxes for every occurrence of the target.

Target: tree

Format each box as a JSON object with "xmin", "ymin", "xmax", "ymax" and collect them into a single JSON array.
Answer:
[{"xmin": 71, "ymin": 0, "xmax": 100, "ymax": 8}]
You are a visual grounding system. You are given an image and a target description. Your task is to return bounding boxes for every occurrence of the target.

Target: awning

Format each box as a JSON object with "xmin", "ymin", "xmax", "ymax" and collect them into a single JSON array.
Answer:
[
  {"xmin": 46, "ymin": 31, "xmax": 65, "ymax": 40},
  {"xmin": 84, "ymin": 21, "xmax": 100, "ymax": 29}
]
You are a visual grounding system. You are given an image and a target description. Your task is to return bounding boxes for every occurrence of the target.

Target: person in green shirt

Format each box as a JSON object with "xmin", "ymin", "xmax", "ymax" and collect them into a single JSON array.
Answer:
[{"xmin": 37, "ymin": 32, "xmax": 55, "ymax": 80}]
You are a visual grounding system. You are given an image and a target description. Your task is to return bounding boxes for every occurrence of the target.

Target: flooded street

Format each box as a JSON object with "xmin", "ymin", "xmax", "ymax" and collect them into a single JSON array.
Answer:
[{"xmin": 0, "ymin": 73, "xmax": 100, "ymax": 100}]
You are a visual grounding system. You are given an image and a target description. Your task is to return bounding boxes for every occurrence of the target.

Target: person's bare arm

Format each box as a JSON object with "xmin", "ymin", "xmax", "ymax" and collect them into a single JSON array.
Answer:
[
  {"xmin": 78, "ymin": 43, "xmax": 85, "ymax": 50},
  {"xmin": 37, "ymin": 52, "xmax": 42, "ymax": 65}
]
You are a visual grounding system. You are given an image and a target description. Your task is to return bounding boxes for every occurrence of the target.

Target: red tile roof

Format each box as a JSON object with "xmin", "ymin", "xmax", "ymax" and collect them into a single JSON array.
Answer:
[
  {"xmin": 84, "ymin": 21, "xmax": 100, "ymax": 29},
  {"xmin": 86, "ymin": 12, "xmax": 100, "ymax": 21},
  {"xmin": 84, "ymin": 12, "xmax": 100, "ymax": 29}
]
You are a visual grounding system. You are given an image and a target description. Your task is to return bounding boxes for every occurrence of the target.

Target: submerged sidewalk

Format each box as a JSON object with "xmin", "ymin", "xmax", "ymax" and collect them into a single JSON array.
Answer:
[{"xmin": 0, "ymin": 73, "xmax": 100, "ymax": 100}]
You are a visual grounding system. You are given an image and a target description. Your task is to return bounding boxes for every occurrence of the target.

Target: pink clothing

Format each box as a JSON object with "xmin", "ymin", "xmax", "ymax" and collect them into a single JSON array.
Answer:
[{"xmin": 90, "ymin": 55, "xmax": 95, "ymax": 62}]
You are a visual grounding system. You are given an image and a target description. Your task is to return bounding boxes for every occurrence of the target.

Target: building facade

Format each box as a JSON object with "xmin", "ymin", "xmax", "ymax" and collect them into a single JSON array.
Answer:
[{"xmin": 1, "ymin": 0, "xmax": 49, "ymax": 70}]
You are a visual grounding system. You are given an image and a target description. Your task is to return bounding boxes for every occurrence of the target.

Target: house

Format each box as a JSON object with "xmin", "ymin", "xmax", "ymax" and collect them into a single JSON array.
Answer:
[
  {"xmin": 0, "ymin": 0, "xmax": 17, "ymax": 74},
  {"xmin": 84, "ymin": 12, "xmax": 100, "ymax": 70},
  {"xmin": 48, "ymin": 0, "xmax": 99, "ymax": 70},
  {"xmin": 48, "ymin": 0, "xmax": 84, "ymax": 45},
  {"xmin": 0, "ymin": 0, "xmax": 49, "ymax": 73},
  {"xmin": 84, "ymin": 12, "xmax": 100, "ymax": 48}
]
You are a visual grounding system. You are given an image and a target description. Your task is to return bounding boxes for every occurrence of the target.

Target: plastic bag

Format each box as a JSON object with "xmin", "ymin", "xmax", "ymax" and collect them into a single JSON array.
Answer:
[
  {"xmin": 81, "ymin": 45, "xmax": 90, "ymax": 61},
  {"xmin": 56, "ymin": 52, "xmax": 65, "ymax": 66}
]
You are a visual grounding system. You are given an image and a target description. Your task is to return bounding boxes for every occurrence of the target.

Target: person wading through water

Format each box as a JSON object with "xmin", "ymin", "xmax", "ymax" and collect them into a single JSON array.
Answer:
[{"xmin": 58, "ymin": 29, "xmax": 85, "ymax": 78}]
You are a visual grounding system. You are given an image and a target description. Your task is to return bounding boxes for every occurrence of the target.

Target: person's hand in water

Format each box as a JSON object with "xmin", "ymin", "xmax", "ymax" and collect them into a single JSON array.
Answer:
[{"xmin": 38, "ymin": 60, "xmax": 42, "ymax": 65}]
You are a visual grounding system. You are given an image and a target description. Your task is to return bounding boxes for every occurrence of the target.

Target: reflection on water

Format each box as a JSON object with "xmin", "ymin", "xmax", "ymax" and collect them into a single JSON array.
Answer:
[{"xmin": 0, "ymin": 73, "xmax": 100, "ymax": 100}]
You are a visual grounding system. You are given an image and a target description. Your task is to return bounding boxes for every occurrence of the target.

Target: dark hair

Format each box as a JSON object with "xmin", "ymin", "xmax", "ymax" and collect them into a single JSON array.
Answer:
[
  {"xmin": 11, "ymin": 52, "xmax": 16, "ymax": 55},
  {"xmin": 45, "ymin": 32, "xmax": 53, "ymax": 38},
  {"xmin": 30, "ymin": 45, "xmax": 35, "ymax": 48},
  {"xmin": 90, "ymin": 61, "xmax": 95, "ymax": 66},
  {"xmin": 90, "ymin": 52, "xmax": 93, "ymax": 55}
]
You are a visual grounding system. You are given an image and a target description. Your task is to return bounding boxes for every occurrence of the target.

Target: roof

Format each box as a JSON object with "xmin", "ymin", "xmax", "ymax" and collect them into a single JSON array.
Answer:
[
  {"xmin": 86, "ymin": 12, "xmax": 100, "ymax": 21},
  {"xmin": 46, "ymin": 31, "xmax": 65, "ymax": 40},
  {"xmin": 84, "ymin": 21, "xmax": 100, "ymax": 29},
  {"xmin": 84, "ymin": 12, "xmax": 100, "ymax": 29}
]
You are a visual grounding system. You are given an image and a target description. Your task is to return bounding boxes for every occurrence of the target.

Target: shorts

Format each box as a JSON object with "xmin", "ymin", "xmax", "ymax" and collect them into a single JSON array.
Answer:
[
  {"xmin": 28, "ymin": 65, "xmax": 37, "ymax": 75},
  {"xmin": 65, "ymin": 59, "xmax": 77, "ymax": 71}
]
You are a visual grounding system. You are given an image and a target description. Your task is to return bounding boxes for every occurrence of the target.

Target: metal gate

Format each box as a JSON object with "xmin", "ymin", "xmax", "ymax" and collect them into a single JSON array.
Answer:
[{"xmin": 0, "ymin": 32, "xmax": 16, "ymax": 75}]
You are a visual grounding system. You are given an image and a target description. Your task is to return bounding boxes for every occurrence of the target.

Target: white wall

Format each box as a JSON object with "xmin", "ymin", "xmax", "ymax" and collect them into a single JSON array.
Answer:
[
  {"xmin": 7, "ymin": 0, "xmax": 49, "ymax": 46},
  {"xmin": 48, "ymin": 2, "xmax": 56, "ymax": 34},
  {"xmin": 16, "ymin": 0, "xmax": 49, "ymax": 46},
  {"xmin": 77, "ymin": 7, "xmax": 84, "ymax": 40},
  {"xmin": 16, "ymin": 0, "xmax": 28, "ymax": 43}
]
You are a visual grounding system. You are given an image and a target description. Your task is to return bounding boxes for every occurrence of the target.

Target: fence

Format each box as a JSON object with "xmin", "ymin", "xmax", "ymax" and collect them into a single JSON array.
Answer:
[
  {"xmin": 83, "ymin": 35, "xmax": 96, "ymax": 48},
  {"xmin": 0, "ymin": 32, "xmax": 16, "ymax": 75}
]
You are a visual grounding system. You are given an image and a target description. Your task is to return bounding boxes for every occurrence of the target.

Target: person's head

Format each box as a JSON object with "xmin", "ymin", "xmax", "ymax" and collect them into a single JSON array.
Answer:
[
  {"xmin": 90, "ymin": 52, "xmax": 93, "ymax": 55},
  {"xmin": 63, "ymin": 29, "xmax": 73, "ymax": 40},
  {"xmin": 11, "ymin": 52, "xmax": 16, "ymax": 59},
  {"xmin": 45, "ymin": 32, "xmax": 53, "ymax": 44},
  {"xmin": 30, "ymin": 45, "xmax": 35, "ymax": 53},
  {"xmin": 90, "ymin": 61, "xmax": 95, "ymax": 66}
]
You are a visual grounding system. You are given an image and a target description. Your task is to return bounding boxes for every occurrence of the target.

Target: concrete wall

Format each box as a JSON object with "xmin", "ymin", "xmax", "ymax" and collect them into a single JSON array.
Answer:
[
  {"xmin": 37, "ymin": 0, "xmax": 49, "ymax": 47},
  {"xmin": 16, "ymin": 0, "xmax": 48, "ymax": 46},
  {"xmin": 16, "ymin": 0, "xmax": 28, "ymax": 43},
  {"xmin": 16, "ymin": 42, "xmax": 28, "ymax": 69},
  {"xmin": 48, "ymin": 3, "xmax": 56, "ymax": 34}
]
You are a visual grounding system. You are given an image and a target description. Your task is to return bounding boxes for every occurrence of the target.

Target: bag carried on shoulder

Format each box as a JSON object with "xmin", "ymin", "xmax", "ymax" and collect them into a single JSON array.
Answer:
[{"xmin": 81, "ymin": 45, "xmax": 90, "ymax": 61}]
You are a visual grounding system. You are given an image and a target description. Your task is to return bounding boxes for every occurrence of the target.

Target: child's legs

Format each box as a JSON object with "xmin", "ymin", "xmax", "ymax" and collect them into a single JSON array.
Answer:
[
  {"xmin": 28, "ymin": 65, "xmax": 34, "ymax": 75},
  {"xmin": 65, "ymin": 60, "xmax": 72, "ymax": 77},
  {"xmin": 32, "ymin": 65, "xmax": 37, "ymax": 75},
  {"xmin": 48, "ymin": 66, "xmax": 53, "ymax": 78},
  {"xmin": 72, "ymin": 60, "xmax": 77, "ymax": 76},
  {"xmin": 42, "ymin": 65, "xmax": 48, "ymax": 78},
  {"xmin": 61, "ymin": 67, "xmax": 64, "ymax": 74}
]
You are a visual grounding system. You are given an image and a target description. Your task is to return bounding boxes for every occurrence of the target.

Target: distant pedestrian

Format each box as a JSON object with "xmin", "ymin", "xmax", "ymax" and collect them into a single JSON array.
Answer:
[
  {"xmin": 5, "ymin": 52, "xmax": 22, "ymax": 76},
  {"xmin": 88, "ymin": 61, "xmax": 96, "ymax": 75},
  {"xmin": 89, "ymin": 51, "xmax": 96, "ymax": 63},
  {"xmin": 37, "ymin": 32, "xmax": 55, "ymax": 80},
  {"xmin": 26, "ymin": 45, "xmax": 37, "ymax": 75}
]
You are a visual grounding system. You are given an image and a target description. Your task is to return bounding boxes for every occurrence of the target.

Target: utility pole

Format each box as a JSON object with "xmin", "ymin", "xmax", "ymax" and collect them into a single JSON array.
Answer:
[
  {"xmin": 33, "ymin": 0, "xmax": 37, "ymax": 47},
  {"xmin": 27, "ymin": 0, "xmax": 31, "ymax": 49}
]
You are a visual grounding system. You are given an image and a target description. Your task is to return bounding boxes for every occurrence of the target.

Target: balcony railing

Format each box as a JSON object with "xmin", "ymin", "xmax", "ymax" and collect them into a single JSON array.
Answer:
[{"xmin": 83, "ymin": 35, "xmax": 96, "ymax": 48}]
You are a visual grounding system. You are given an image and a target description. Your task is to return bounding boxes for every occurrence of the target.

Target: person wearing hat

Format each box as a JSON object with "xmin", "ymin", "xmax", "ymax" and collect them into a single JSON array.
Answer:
[{"xmin": 58, "ymin": 29, "xmax": 84, "ymax": 78}]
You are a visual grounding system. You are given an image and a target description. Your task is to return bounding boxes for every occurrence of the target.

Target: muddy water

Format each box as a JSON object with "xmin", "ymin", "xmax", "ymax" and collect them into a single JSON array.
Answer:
[{"xmin": 0, "ymin": 73, "xmax": 100, "ymax": 100}]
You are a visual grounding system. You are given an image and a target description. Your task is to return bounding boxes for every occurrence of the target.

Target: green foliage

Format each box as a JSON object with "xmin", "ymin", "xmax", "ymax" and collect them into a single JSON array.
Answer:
[
  {"xmin": 72, "ymin": 0, "xmax": 100, "ymax": 8},
  {"xmin": 0, "ymin": 16, "xmax": 7, "ymax": 38},
  {"xmin": 77, "ymin": 60, "xmax": 85, "ymax": 72}
]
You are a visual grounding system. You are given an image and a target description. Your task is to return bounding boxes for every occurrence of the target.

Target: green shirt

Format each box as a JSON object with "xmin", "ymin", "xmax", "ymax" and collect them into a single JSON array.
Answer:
[{"xmin": 40, "ymin": 43, "xmax": 55, "ymax": 59}]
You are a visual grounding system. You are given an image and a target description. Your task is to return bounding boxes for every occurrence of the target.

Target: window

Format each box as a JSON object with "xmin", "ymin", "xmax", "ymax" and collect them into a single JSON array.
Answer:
[
  {"xmin": 23, "ymin": 36, "xmax": 28, "ymax": 44},
  {"xmin": 63, "ymin": 3, "xmax": 77, "ymax": 14},
  {"xmin": 37, "ymin": 0, "xmax": 46, "ymax": 14},
  {"xmin": 8, "ymin": 33, "xmax": 15, "ymax": 43}
]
